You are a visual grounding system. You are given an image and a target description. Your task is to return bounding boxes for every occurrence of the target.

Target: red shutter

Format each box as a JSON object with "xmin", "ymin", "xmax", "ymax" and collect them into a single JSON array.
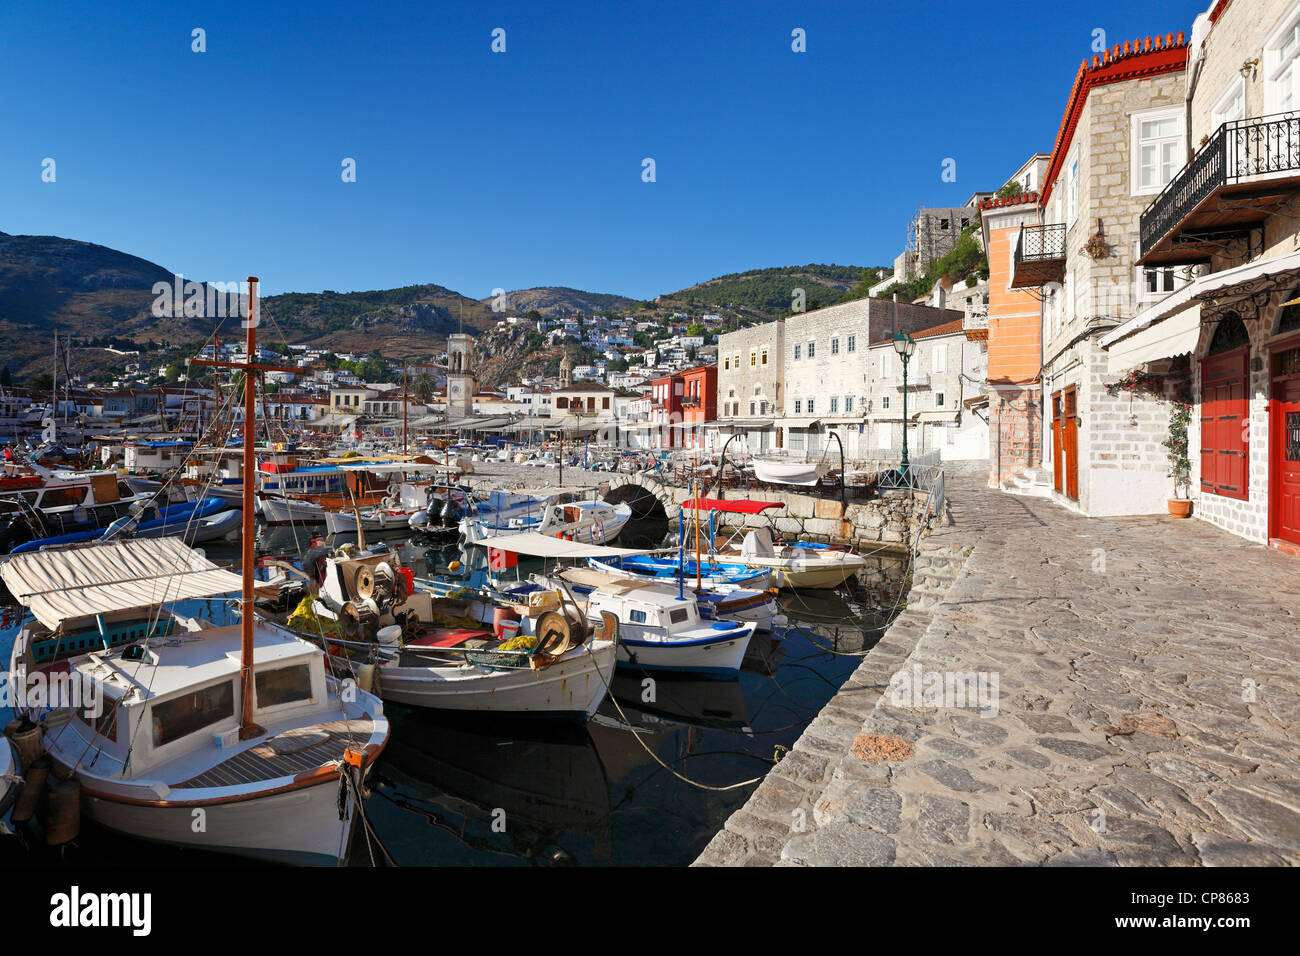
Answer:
[{"xmin": 1200, "ymin": 352, "xmax": 1249, "ymax": 500}]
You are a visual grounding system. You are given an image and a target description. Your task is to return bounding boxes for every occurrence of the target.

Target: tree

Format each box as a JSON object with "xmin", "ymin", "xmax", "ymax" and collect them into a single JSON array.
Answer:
[
  {"xmin": 165, "ymin": 363, "xmax": 183, "ymax": 383},
  {"xmin": 0, "ymin": 366, "xmax": 10, "ymax": 387},
  {"xmin": 30, "ymin": 372, "xmax": 54, "ymax": 392},
  {"xmin": 414, "ymin": 373, "xmax": 436, "ymax": 403}
]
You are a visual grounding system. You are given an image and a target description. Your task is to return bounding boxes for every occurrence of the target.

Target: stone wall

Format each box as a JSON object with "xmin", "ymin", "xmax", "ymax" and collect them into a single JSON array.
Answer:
[{"xmin": 603, "ymin": 473, "xmax": 941, "ymax": 550}]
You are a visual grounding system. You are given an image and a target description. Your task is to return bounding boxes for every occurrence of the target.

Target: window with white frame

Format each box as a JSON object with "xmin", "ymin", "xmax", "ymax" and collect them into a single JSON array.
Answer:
[
  {"xmin": 844, "ymin": 395, "xmax": 854, "ymax": 412},
  {"xmin": 794, "ymin": 399, "xmax": 801, "ymax": 414},
  {"xmin": 1265, "ymin": 5, "xmax": 1300, "ymax": 114},
  {"xmin": 880, "ymin": 350, "xmax": 891, "ymax": 378},
  {"xmin": 931, "ymin": 344, "xmax": 946, "ymax": 374},
  {"xmin": 1211, "ymin": 77, "xmax": 1246, "ymax": 131},
  {"xmin": 847, "ymin": 334, "xmax": 856, "ymax": 352},
  {"xmin": 1132, "ymin": 107, "xmax": 1184, "ymax": 196},
  {"xmin": 831, "ymin": 337, "xmax": 839, "ymax": 355},
  {"xmin": 830, "ymin": 396, "xmax": 838, "ymax": 413},
  {"xmin": 794, "ymin": 344, "xmax": 801, "ymax": 360},
  {"xmin": 1135, "ymin": 242, "xmax": 1191, "ymax": 301}
]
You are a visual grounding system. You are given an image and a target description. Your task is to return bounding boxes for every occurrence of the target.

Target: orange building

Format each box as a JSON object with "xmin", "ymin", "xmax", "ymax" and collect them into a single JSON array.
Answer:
[
  {"xmin": 679, "ymin": 363, "xmax": 717, "ymax": 449},
  {"xmin": 980, "ymin": 191, "xmax": 1046, "ymax": 487}
]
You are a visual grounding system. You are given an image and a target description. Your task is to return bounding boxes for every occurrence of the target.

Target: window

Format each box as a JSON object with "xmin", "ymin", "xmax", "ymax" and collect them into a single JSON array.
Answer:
[
  {"xmin": 759, "ymin": 401, "xmax": 767, "ymax": 414},
  {"xmin": 882, "ymin": 396, "xmax": 890, "ymax": 409},
  {"xmin": 806, "ymin": 399, "xmax": 814, "ymax": 414},
  {"xmin": 807, "ymin": 341, "xmax": 815, "ymax": 359},
  {"xmin": 1132, "ymin": 108, "xmax": 1184, "ymax": 196},
  {"xmin": 629, "ymin": 609, "xmax": 647, "ymax": 624},
  {"xmin": 723, "ymin": 357, "xmax": 730, "ymax": 370},
  {"xmin": 936, "ymin": 392, "xmax": 945, "ymax": 407},
  {"xmin": 668, "ymin": 608, "xmax": 689, "ymax": 624},
  {"xmin": 830, "ymin": 397, "xmax": 839, "ymax": 413},
  {"xmin": 1211, "ymin": 77, "xmax": 1246, "ymax": 130},
  {"xmin": 1067, "ymin": 148, "xmax": 1079, "ymax": 223},
  {"xmin": 831, "ymin": 337, "xmax": 839, "ymax": 355},
  {"xmin": 845, "ymin": 395, "xmax": 854, "ymax": 412},
  {"xmin": 931, "ymin": 345, "xmax": 946, "ymax": 374},
  {"xmin": 750, "ymin": 401, "xmax": 755, "ymax": 415},
  {"xmin": 256, "ymin": 664, "xmax": 313, "ymax": 709},
  {"xmin": 880, "ymin": 351, "xmax": 892, "ymax": 378},
  {"xmin": 750, "ymin": 350, "xmax": 757, "ymax": 367},
  {"xmin": 794, "ymin": 344, "xmax": 801, "ymax": 361},
  {"xmin": 940, "ymin": 218, "xmax": 950, "ymax": 230},
  {"xmin": 1266, "ymin": 7, "xmax": 1300, "ymax": 113},
  {"xmin": 847, "ymin": 334, "xmax": 856, "ymax": 353},
  {"xmin": 794, "ymin": 400, "xmax": 802, "ymax": 414},
  {"xmin": 42, "ymin": 486, "xmax": 89, "ymax": 508},
  {"xmin": 761, "ymin": 348, "xmax": 768, "ymax": 365},
  {"xmin": 151, "ymin": 681, "xmax": 234, "ymax": 748}
]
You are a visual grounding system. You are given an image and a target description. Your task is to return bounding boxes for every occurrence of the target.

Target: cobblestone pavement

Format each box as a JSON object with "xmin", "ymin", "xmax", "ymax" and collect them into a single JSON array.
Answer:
[{"xmin": 695, "ymin": 475, "xmax": 1300, "ymax": 866}]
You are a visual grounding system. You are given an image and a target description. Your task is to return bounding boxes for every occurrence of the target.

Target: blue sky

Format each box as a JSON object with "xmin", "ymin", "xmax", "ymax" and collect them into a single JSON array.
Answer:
[{"xmin": 0, "ymin": 0, "xmax": 1207, "ymax": 298}]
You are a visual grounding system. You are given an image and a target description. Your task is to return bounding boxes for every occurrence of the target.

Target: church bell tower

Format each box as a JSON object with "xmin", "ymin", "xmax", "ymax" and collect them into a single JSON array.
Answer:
[{"xmin": 446, "ymin": 333, "xmax": 476, "ymax": 419}]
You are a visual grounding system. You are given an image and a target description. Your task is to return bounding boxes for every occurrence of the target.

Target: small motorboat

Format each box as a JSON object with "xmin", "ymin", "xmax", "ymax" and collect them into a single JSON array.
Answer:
[
  {"xmin": 587, "ymin": 553, "xmax": 772, "ymax": 590},
  {"xmin": 554, "ymin": 565, "xmax": 786, "ymax": 632},
  {"xmin": 721, "ymin": 527, "xmax": 867, "ymax": 589},
  {"xmin": 522, "ymin": 574, "xmax": 755, "ymax": 676},
  {"xmin": 752, "ymin": 458, "xmax": 830, "ymax": 487}
]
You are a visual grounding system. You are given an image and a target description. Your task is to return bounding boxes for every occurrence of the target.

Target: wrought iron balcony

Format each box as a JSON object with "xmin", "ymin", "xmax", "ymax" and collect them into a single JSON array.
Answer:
[
  {"xmin": 1010, "ymin": 224, "xmax": 1067, "ymax": 288},
  {"xmin": 1140, "ymin": 111, "xmax": 1300, "ymax": 265}
]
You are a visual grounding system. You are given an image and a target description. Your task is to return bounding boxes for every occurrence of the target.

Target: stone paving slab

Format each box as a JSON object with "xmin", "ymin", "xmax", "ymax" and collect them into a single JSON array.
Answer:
[{"xmin": 694, "ymin": 474, "xmax": 1300, "ymax": 866}]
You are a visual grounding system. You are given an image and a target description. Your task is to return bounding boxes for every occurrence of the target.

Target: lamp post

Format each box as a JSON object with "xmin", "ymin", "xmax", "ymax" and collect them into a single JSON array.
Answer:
[{"xmin": 892, "ymin": 331, "xmax": 916, "ymax": 486}]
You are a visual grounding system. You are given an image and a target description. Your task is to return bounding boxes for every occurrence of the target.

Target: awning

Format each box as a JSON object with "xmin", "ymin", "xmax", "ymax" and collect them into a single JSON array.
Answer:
[
  {"xmin": 1, "ymin": 538, "xmax": 245, "ymax": 630},
  {"xmin": 783, "ymin": 418, "xmax": 822, "ymax": 429},
  {"xmin": 470, "ymin": 532, "xmax": 652, "ymax": 559},
  {"xmin": 1106, "ymin": 306, "xmax": 1204, "ymax": 375},
  {"xmin": 1101, "ymin": 249, "xmax": 1300, "ymax": 356},
  {"xmin": 680, "ymin": 497, "xmax": 785, "ymax": 514}
]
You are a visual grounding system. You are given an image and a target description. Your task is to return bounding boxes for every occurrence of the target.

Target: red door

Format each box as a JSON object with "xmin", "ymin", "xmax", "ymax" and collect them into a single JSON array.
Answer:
[
  {"xmin": 1270, "ymin": 375, "xmax": 1300, "ymax": 547},
  {"xmin": 1063, "ymin": 386, "xmax": 1079, "ymax": 500},
  {"xmin": 1051, "ymin": 391, "xmax": 1064, "ymax": 492}
]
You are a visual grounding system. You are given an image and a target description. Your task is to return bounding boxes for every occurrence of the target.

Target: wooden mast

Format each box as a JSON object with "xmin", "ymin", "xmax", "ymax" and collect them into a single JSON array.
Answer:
[
  {"xmin": 189, "ymin": 277, "xmax": 301, "ymax": 741},
  {"xmin": 402, "ymin": 363, "xmax": 408, "ymax": 455}
]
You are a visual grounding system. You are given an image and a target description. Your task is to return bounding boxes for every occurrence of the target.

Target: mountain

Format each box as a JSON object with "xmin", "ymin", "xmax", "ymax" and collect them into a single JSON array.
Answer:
[
  {"xmin": 0, "ymin": 229, "xmax": 884, "ymax": 384},
  {"xmin": 656, "ymin": 264, "xmax": 886, "ymax": 316}
]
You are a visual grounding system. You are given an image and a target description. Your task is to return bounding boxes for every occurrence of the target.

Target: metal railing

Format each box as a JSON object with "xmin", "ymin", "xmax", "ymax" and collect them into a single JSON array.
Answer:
[
  {"xmin": 1014, "ymin": 223, "xmax": 1067, "ymax": 264},
  {"xmin": 1140, "ymin": 110, "xmax": 1300, "ymax": 256}
]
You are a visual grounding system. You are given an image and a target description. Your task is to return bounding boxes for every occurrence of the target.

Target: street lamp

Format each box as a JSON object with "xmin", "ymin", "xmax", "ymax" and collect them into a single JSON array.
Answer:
[{"xmin": 892, "ymin": 331, "xmax": 916, "ymax": 486}]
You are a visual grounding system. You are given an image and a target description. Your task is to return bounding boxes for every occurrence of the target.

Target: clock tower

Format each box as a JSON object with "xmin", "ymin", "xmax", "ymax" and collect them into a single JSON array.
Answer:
[{"xmin": 446, "ymin": 333, "xmax": 476, "ymax": 420}]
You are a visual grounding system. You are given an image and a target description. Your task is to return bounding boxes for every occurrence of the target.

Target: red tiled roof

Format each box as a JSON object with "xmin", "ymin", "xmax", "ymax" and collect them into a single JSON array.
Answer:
[
  {"xmin": 1209, "ymin": 1, "xmax": 1231, "ymax": 24},
  {"xmin": 979, "ymin": 191, "xmax": 1039, "ymax": 211},
  {"xmin": 1040, "ymin": 33, "xmax": 1188, "ymax": 208},
  {"xmin": 868, "ymin": 318, "xmax": 965, "ymax": 348}
]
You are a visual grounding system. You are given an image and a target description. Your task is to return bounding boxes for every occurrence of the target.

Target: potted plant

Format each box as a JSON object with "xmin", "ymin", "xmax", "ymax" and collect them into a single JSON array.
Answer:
[{"xmin": 1162, "ymin": 400, "xmax": 1193, "ymax": 517}]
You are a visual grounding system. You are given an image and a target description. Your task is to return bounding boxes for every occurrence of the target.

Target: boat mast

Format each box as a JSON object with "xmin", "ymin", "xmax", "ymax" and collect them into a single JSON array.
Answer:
[
  {"xmin": 189, "ymin": 277, "xmax": 302, "ymax": 741},
  {"xmin": 238, "ymin": 278, "xmax": 263, "ymax": 739}
]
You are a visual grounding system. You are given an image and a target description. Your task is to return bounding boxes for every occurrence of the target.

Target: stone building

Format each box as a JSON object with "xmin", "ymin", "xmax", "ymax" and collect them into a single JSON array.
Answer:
[
  {"xmin": 446, "ymin": 333, "xmax": 476, "ymax": 420},
  {"xmin": 1001, "ymin": 32, "xmax": 1191, "ymax": 517},
  {"xmin": 780, "ymin": 297, "xmax": 963, "ymax": 460},
  {"xmin": 1101, "ymin": 0, "xmax": 1300, "ymax": 552},
  {"xmin": 715, "ymin": 319, "xmax": 785, "ymax": 454},
  {"xmin": 864, "ymin": 319, "xmax": 989, "ymax": 461}
]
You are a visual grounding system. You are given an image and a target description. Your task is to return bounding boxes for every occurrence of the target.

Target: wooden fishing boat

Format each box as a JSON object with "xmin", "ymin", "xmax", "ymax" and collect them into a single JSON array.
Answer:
[
  {"xmin": 752, "ymin": 458, "xmax": 830, "ymax": 487},
  {"xmin": 0, "ymin": 277, "xmax": 389, "ymax": 864}
]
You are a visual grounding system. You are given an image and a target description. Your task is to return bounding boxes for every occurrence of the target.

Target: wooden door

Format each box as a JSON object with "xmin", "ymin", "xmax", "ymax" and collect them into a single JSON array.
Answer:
[
  {"xmin": 1271, "ymin": 374, "xmax": 1300, "ymax": 547},
  {"xmin": 1063, "ymin": 386, "xmax": 1079, "ymax": 500},
  {"xmin": 1051, "ymin": 391, "xmax": 1063, "ymax": 492}
]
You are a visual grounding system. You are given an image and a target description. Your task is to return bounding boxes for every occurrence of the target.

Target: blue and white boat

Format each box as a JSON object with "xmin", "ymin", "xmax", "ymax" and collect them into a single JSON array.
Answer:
[
  {"xmin": 11, "ymin": 497, "xmax": 240, "ymax": 552},
  {"xmin": 587, "ymin": 554, "xmax": 772, "ymax": 590}
]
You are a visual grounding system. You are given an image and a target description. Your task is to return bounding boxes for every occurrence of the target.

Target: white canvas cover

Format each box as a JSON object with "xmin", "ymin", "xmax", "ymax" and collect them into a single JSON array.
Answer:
[
  {"xmin": 477, "ymin": 532, "xmax": 651, "ymax": 559},
  {"xmin": 0, "ymin": 537, "xmax": 245, "ymax": 630}
]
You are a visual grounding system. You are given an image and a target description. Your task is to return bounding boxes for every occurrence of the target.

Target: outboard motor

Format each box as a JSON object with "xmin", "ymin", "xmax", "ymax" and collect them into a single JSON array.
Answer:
[{"xmin": 0, "ymin": 515, "xmax": 34, "ymax": 556}]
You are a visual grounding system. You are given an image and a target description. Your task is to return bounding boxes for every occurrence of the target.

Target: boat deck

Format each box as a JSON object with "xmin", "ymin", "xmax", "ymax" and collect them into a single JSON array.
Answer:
[{"xmin": 174, "ymin": 716, "xmax": 375, "ymax": 788}]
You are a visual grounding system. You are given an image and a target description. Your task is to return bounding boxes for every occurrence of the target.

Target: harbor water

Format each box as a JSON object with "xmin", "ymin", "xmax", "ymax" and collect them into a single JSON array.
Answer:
[{"xmin": 1, "ymin": 526, "xmax": 908, "ymax": 867}]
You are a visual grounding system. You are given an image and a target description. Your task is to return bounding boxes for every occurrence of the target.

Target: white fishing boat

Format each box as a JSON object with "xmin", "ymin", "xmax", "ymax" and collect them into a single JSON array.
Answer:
[
  {"xmin": 724, "ymin": 527, "xmax": 867, "ymax": 589},
  {"xmin": 282, "ymin": 537, "xmax": 628, "ymax": 720},
  {"xmin": 576, "ymin": 579, "xmax": 755, "ymax": 676},
  {"xmin": 552, "ymin": 565, "xmax": 786, "ymax": 632},
  {"xmin": 752, "ymin": 458, "xmax": 830, "ymax": 487},
  {"xmin": 1, "ymin": 538, "xmax": 389, "ymax": 864},
  {"xmin": 259, "ymin": 494, "xmax": 328, "ymax": 525}
]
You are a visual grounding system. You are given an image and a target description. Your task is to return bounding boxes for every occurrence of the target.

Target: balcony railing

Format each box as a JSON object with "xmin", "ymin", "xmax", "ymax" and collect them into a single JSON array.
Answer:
[
  {"xmin": 1140, "ymin": 111, "xmax": 1300, "ymax": 260},
  {"xmin": 1010, "ymin": 224, "xmax": 1066, "ymax": 288}
]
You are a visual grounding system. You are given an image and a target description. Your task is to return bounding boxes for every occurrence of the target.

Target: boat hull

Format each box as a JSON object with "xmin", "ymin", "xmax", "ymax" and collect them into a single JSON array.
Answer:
[
  {"xmin": 260, "ymin": 496, "xmax": 326, "ymax": 525},
  {"xmin": 616, "ymin": 626, "xmax": 752, "ymax": 677},
  {"xmin": 376, "ymin": 641, "xmax": 616, "ymax": 719}
]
